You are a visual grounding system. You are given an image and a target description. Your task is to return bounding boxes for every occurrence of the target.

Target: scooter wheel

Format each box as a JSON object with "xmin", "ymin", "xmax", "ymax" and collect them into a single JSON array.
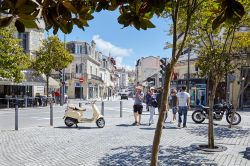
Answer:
[
  {"xmin": 65, "ymin": 117, "xmax": 75, "ymax": 127},
  {"xmin": 96, "ymin": 118, "xmax": 105, "ymax": 128}
]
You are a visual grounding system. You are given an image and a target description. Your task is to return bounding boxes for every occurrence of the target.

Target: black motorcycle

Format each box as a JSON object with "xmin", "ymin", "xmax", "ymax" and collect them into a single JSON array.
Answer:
[{"xmin": 192, "ymin": 102, "xmax": 241, "ymax": 125}]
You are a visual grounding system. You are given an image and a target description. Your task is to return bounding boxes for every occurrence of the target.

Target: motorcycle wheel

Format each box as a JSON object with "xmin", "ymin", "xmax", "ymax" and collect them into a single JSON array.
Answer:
[
  {"xmin": 65, "ymin": 117, "xmax": 75, "ymax": 127},
  {"xmin": 96, "ymin": 118, "xmax": 105, "ymax": 128},
  {"xmin": 192, "ymin": 110, "xmax": 205, "ymax": 123},
  {"xmin": 226, "ymin": 112, "xmax": 241, "ymax": 125}
]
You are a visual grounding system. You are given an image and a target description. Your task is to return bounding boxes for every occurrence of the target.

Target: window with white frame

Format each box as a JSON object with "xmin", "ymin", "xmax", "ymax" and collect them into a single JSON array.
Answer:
[{"xmin": 75, "ymin": 44, "xmax": 82, "ymax": 54}]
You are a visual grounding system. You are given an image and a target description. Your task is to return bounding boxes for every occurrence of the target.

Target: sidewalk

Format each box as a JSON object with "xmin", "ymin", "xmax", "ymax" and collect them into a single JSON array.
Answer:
[{"xmin": 0, "ymin": 108, "xmax": 249, "ymax": 165}]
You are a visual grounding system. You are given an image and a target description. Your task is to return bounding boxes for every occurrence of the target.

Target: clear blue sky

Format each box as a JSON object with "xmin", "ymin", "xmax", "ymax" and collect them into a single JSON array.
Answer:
[{"xmin": 51, "ymin": 11, "xmax": 172, "ymax": 69}]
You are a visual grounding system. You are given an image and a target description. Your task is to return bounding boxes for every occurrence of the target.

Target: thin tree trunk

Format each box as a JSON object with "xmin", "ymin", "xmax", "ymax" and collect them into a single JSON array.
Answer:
[
  {"xmin": 208, "ymin": 93, "xmax": 215, "ymax": 148},
  {"xmin": 208, "ymin": 78, "xmax": 217, "ymax": 149},
  {"xmin": 151, "ymin": 65, "xmax": 173, "ymax": 166}
]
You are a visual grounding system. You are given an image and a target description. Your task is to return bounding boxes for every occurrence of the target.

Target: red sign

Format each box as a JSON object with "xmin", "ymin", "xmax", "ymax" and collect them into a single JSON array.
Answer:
[{"xmin": 79, "ymin": 77, "xmax": 85, "ymax": 83}]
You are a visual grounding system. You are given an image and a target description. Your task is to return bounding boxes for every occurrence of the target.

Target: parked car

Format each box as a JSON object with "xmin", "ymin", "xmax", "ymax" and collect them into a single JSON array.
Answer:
[{"xmin": 120, "ymin": 93, "xmax": 128, "ymax": 100}]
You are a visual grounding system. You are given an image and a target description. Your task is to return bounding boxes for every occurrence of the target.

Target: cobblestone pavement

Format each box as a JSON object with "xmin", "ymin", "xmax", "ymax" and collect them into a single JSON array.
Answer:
[{"xmin": 0, "ymin": 106, "xmax": 250, "ymax": 166}]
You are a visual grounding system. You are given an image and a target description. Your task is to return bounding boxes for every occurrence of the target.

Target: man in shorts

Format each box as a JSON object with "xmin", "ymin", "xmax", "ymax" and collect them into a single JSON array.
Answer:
[{"xmin": 133, "ymin": 86, "xmax": 144, "ymax": 126}]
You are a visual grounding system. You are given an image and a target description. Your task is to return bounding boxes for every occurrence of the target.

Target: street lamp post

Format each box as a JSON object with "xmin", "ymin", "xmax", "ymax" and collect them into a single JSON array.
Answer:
[
  {"xmin": 60, "ymin": 34, "xmax": 66, "ymax": 106},
  {"xmin": 240, "ymin": 76, "xmax": 245, "ymax": 110},
  {"xmin": 187, "ymin": 45, "xmax": 191, "ymax": 93}
]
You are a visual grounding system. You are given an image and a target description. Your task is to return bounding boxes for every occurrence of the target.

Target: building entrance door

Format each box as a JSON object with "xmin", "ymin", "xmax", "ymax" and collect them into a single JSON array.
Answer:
[{"xmin": 75, "ymin": 87, "xmax": 83, "ymax": 99}]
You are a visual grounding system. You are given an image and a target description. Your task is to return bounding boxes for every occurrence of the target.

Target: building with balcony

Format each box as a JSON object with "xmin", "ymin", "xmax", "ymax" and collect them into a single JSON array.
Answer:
[
  {"xmin": 115, "ymin": 68, "xmax": 129, "ymax": 90},
  {"xmin": 100, "ymin": 55, "xmax": 117, "ymax": 99},
  {"xmin": 135, "ymin": 56, "xmax": 161, "ymax": 87},
  {"xmin": 64, "ymin": 40, "xmax": 104, "ymax": 99}
]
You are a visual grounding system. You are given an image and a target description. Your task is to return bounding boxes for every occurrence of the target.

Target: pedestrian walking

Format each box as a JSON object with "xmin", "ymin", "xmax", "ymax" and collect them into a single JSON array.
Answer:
[
  {"xmin": 54, "ymin": 89, "xmax": 60, "ymax": 105},
  {"xmin": 171, "ymin": 89, "xmax": 178, "ymax": 123},
  {"xmin": 132, "ymin": 86, "xmax": 144, "ymax": 126},
  {"xmin": 148, "ymin": 87, "xmax": 157, "ymax": 126},
  {"xmin": 145, "ymin": 90, "xmax": 151, "ymax": 112},
  {"xmin": 177, "ymin": 86, "xmax": 190, "ymax": 128}
]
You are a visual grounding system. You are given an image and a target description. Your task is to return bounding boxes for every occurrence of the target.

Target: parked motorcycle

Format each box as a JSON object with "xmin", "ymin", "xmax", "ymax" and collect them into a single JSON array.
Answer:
[
  {"xmin": 63, "ymin": 100, "xmax": 105, "ymax": 128},
  {"xmin": 192, "ymin": 102, "xmax": 241, "ymax": 125}
]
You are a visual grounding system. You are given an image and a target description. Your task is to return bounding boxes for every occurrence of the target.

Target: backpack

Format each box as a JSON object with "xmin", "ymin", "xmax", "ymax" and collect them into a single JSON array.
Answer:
[{"xmin": 151, "ymin": 98, "xmax": 158, "ymax": 108}]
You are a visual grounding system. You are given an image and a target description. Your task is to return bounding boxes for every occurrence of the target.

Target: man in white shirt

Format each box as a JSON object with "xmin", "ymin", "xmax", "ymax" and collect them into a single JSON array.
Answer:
[{"xmin": 177, "ymin": 86, "xmax": 190, "ymax": 128}]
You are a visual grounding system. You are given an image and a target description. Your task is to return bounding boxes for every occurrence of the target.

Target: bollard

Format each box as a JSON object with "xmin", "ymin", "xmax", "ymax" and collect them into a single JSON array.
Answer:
[
  {"xmin": 79, "ymin": 103, "xmax": 82, "ymax": 107},
  {"xmin": 120, "ymin": 101, "xmax": 123, "ymax": 118},
  {"xmin": 101, "ymin": 101, "xmax": 104, "ymax": 116},
  {"xmin": 7, "ymin": 98, "xmax": 9, "ymax": 108},
  {"xmin": 15, "ymin": 100, "xmax": 18, "ymax": 130},
  {"xmin": 25, "ymin": 96, "xmax": 28, "ymax": 108},
  {"xmin": 50, "ymin": 102, "xmax": 53, "ymax": 126}
]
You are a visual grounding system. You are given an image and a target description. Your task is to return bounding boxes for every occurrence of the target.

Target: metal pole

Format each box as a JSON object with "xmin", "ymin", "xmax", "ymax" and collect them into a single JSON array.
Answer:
[
  {"xmin": 50, "ymin": 102, "xmax": 53, "ymax": 126},
  {"xmin": 62, "ymin": 68, "xmax": 65, "ymax": 104},
  {"xmin": 15, "ymin": 99, "xmax": 18, "ymax": 130},
  {"xmin": 60, "ymin": 86, "xmax": 63, "ymax": 106},
  {"xmin": 187, "ymin": 45, "xmax": 191, "ymax": 93},
  {"xmin": 80, "ymin": 83, "xmax": 82, "ymax": 100},
  {"xmin": 60, "ymin": 34, "xmax": 66, "ymax": 106},
  {"xmin": 120, "ymin": 101, "xmax": 123, "ymax": 118},
  {"xmin": 101, "ymin": 101, "xmax": 104, "ymax": 115}
]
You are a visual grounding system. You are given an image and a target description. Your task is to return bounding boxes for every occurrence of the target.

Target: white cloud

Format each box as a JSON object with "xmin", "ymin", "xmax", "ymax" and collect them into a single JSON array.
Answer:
[
  {"xmin": 114, "ymin": 57, "xmax": 134, "ymax": 71},
  {"xmin": 92, "ymin": 35, "xmax": 133, "ymax": 57},
  {"xmin": 115, "ymin": 57, "xmax": 123, "ymax": 68}
]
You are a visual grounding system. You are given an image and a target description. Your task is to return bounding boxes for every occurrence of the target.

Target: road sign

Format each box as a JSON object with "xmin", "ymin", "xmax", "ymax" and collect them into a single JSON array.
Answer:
[{"xmin": 79, "ymin": 77, "xmax": 84, "ymax": 83}]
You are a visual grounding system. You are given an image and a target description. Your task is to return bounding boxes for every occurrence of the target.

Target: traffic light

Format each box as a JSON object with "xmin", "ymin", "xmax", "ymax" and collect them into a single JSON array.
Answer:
[
  {"xmin": 160, "ymin": 58, "xmax": 167, "ymax": 75},
  {"xmin": 59, "ymin": 70, "xmax": 63, "ymax": 83}
]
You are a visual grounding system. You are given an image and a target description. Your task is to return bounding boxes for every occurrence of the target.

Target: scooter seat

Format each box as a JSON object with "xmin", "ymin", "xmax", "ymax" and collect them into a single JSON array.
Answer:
[{"xmin": 74, "ymin": 107, "xmax": 86, "ymax": 111}]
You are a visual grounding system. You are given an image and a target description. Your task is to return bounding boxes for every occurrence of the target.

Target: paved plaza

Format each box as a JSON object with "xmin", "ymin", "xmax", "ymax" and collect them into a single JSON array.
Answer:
[{"xmin": 0, "ymin": 101, "xmax": 250, "ymax": 166}]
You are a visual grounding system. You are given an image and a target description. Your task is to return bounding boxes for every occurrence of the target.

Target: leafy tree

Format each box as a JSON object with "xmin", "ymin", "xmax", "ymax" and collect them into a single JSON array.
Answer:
[
  {"xmin": 150, "ymin": 1, "xmax": 206, "ymax": 164},
  {"xmin": 192, "ymin": 0, "xmax": 249, "ymax": 148},
  {"xmin": 32, "ymin": 36, "xmax": 73, "ymax": 97},
  {"xmin": 0, "ymin": 26, "xmax": 30, "ymax": 83},
  {"xmin": 0, "ymin": 0, "xmax": 245, "ymax": 34}
]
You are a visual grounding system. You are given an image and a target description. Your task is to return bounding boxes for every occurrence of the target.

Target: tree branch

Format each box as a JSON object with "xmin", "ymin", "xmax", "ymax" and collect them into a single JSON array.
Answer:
[
  {"xmin": 176, "ymin": 0, "xmax": 193, "ymax": 60},
  {"xmin": 171, "ymin": 0, "xmax": 179, "ymax": 61}
]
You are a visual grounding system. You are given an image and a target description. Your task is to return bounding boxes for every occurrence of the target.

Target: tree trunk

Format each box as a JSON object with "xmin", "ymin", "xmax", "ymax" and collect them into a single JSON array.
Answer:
[
  {"xmin": 208, "ymin": 78, "xmax": 217, "ymax": 149},
  {"xmin": 208, "ymin": 93, "xmax": 215, "ymax": 148},
  {"xmin": 151, "ymin": 65, "xmax": 172, "ymax": 166},
  {"xmin": 46, "ymin": 75, "xmax": 49, "ymax": 97}
]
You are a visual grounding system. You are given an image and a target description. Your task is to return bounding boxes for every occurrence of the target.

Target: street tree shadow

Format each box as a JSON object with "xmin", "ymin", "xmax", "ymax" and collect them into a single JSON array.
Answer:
[
  {"xmin": 116, "ymin": 123, "xmax": 150, "ymax": 127},
  {"xmin": 186, "ymin": 125, "xmax": 250, "ymax": 139},
  {"xmin": 54, "ymin": 126, "xmax": 99, "ymax": 129},
  {"xmin": 139, "ymin": 126, "xmax": 180, "ymax": 130},
  {"xmin": 99, "ymin": 145, "xmax": 217, "ymax": 166},
  {"xmin": 116, "ymin": 124, "xmax": 133, "ymax": 127}
]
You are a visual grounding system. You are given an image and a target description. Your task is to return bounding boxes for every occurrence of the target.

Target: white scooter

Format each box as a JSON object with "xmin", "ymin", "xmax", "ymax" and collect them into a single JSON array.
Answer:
[{"xmin": 63, "ymin": 100, "xmax": 105, "ymax": 128}]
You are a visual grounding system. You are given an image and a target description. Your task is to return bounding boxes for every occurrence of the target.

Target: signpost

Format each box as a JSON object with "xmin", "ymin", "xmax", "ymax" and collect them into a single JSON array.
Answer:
[
  {"xmin": 79, "ymin": 77, "xmax": 84, "ymax": 100},
  {"xmin": 79, "ymin": 77, "xmax": 84, "ymax": 83}
]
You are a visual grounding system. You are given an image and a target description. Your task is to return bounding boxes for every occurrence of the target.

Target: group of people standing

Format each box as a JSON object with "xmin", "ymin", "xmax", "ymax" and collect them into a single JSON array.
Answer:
[{"xmin": 132, "ymin": 86, "xmax": 190, "ymax": 128}]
